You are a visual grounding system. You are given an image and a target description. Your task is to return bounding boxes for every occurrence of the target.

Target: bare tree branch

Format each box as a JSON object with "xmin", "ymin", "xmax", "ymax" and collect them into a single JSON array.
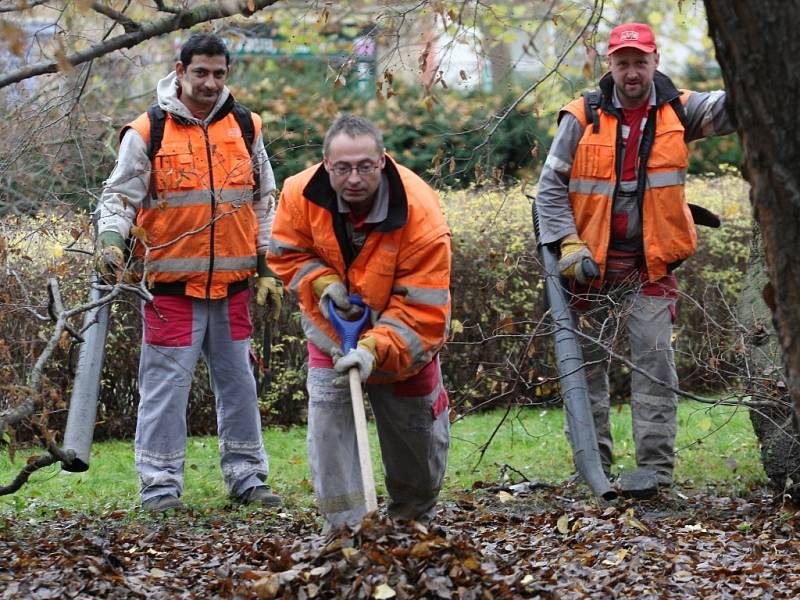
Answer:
[
  {"xmin": 0, "ymin": 440, "xmax": 73, "ymax": 496},
  {"xmin": 474, "ymin": 0, "xmax": 603, "ymax": 154},
  {"xmin": 90, "ymin": 1, "xmax": 141, "ymax": 34},
  {"xmin": 153, "ymin": 0, "xmax": 181, "ymax": 15},
  {"xmin": 0, "ymin": 277, "xmax": 128, "ymax": 434},
  {"xmin": 0, "ymin": 0, "xmax": 280, "ymax": 89},
  {"xmin": 0, "ymin": 451, "xmax": 59, "ymax": 495}
]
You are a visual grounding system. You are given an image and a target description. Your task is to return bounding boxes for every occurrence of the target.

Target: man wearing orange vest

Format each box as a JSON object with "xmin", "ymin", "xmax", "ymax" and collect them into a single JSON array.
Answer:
[
  {"xmin": 535, "ymin": 23, "xmax": 733, "ymax": 496},
  {"xmin": 268, "ymin": 115, "xmax": 451, "ymax": 529},
  {"xmin": 95, "ymin": 33, "xmax": 282, "ymax": 511}
]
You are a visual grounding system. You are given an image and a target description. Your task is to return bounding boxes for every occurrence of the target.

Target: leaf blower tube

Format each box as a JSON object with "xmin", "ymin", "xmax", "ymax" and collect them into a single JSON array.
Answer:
[
  {"xmin": 61, "ymin": 273, "xmax": 110, "ymax": 472},
  {"xmin": 531, "ymin": 201, "xmax": 617, "ymax": 501}
]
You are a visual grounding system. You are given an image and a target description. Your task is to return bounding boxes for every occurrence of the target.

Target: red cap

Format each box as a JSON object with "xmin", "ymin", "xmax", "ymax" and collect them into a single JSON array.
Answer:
[{"xmin": 607, "ymin": 22, "xmax": 657, "ymax": 55}]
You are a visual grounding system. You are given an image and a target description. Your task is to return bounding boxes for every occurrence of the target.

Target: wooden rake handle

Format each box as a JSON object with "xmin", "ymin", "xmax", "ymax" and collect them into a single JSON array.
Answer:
[{"xmin": 349, "ymin": 367, "xmax": 378, "ymax": 512}]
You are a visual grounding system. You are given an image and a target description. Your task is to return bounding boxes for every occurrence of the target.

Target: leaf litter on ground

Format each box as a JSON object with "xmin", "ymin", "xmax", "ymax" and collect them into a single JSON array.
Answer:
[{"xmin": 1, "ymin": 482, "xmax": 799, "ymax": 599}]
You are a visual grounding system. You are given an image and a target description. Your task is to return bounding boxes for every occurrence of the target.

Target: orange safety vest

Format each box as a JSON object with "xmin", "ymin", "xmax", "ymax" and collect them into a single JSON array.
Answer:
[
  {"xmin": 268, "ymin": 156, "xmax": 452, "ymax": 383},
  {"xmin": 561, "ymin": 91, "xmax": 695, "ymax": 283},
  {"xmin": 124, "ymin": 102, "xmax": 260, "ymax": 299}
]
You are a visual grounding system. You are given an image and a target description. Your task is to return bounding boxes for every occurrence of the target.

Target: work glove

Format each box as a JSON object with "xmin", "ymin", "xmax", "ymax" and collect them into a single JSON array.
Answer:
[
  {"xmin": 312, "ymin": 273, "xmax": 363, "ymax": 320},
  {"xmin": 255, "ymin": 276, "xmax": 283, "ymax": 321},
  {"xmin": 94, "ymin": 231, "xmax": 126, "ymax": 284},
  {"xmin": 333, "ymin": 336, "xmax": 377, "ymax": 384},
  {"xmin": 558, "ymin": 238, "xmax": 596, "ymax": 284}
]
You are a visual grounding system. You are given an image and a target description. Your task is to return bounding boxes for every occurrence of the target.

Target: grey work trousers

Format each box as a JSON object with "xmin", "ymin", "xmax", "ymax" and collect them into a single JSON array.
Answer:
[
  {"xmin": 135, "ymin": 289, "xmax": 269, "ymax": 501},
  {"xmin": 572, "ymin": 291, "xmax": 678, "ymax": 484},
  {"xmin": 306, "ymin": 356, "xmax": 450, "ymax": 529}
]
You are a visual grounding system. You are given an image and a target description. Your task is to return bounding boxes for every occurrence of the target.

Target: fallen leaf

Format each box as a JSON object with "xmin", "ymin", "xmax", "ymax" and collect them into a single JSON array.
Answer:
[
  {"xmin": 602, "ymin": 548, "xmax": 629, "ymax": 566},
  {"xmin": 373, "ymin": 583, "xmax": 396, "ymax": 599},
  {"xmin": 557, "ymin": 513, "xmax": 570, "ymax": 535},
  {"xmin": 253, "ymin": 573, "xmax": 280, "ymax": 599},
  {"xmin": 625, "ymin": 508, "xmax": 649, "ymax": 532},
  {"xmin": 496, "ymin": 491, "xmax": 514, "ymax": 504}
]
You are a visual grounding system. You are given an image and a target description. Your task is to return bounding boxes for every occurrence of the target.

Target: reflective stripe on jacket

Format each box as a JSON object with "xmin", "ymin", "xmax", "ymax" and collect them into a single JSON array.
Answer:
[
  {"xmin": 125, "ymin": 105, "xmax": 260, "ymax": 299},
  {"xmin": 268, "ymin": 156, "xmax": 452, "ymax": 384},
  {"xmin": 560, "ymin": 75, "xmax": 695, "ymax": 283}
]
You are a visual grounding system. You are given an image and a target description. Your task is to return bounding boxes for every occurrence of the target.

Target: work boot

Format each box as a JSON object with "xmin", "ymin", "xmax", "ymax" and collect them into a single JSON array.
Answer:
[
  {"xmin": 618, "ymin": 468, "xmax": 659, "ymax": 499},
  {"xmin": 142, "ymin": 495, "xmax": 185, "ymax": 512},
  {"xmin": 236, "ymin": 485, "xmax": 282, "ymax": 508}
]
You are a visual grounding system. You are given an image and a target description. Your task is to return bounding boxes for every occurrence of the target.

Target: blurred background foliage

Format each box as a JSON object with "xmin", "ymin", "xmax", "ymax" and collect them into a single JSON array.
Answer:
[
  {"xmin": 0, "ymin": 0, "xmax": 747, "ymax": 442},
  {"xmin": 232, "ymin": 56, "xmax": 549, "ymax": 190},
  {"xmin": 0, "ymin": 0, "xmax": 739, "ymax": 217},
  {"xmin": 0, "ymin": 174, "xmax": 751, "ymax": 438}
]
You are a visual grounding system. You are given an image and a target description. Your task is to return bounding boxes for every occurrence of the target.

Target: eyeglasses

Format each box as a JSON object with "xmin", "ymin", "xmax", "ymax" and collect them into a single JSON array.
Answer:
[{"xmin": 329, "ymin": 161, "xmax": 381, "ymax": 176}]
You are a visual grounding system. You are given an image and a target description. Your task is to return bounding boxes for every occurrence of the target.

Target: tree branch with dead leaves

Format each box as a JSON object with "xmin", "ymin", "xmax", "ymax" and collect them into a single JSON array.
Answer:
[{"xmin": 0, "ymin": 0, "xmax": 280, "ymax": 90}]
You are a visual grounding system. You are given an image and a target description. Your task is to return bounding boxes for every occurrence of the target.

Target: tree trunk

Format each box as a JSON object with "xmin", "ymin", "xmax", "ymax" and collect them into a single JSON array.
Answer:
[
  {"xmin": 736, "ymin": 223, "xmax": 800, "ymax": 500},
  {"xmin": 485, "ymin": 38, "xmax": 512, "ymax": 91},
  {"xmin": 704, "ymin": 1, "xmax": 800, "ymax": 422}
]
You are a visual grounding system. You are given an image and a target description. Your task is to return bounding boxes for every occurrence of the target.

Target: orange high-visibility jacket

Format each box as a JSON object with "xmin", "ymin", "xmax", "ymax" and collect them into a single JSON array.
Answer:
[
  {"xmin": 124, "ymin": 100, "xmax": 260, "ymax": 299},
  {"xmin": 560, "ymin": 77, "xmax": 695, "ymax": 283},
  {"xmin": 268, "ymin": 156, "xmax": 452, "ymax": 383}
]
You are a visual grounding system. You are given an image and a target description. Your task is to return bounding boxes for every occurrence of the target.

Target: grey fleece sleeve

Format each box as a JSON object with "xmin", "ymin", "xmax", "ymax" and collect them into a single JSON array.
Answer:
[
  {"xmin": 682, "ymin": 90, "xmax": 735, "ymax": 142},
  {"xmin": 96, "ymin": 129, "xmax": 150, "ymax": 240},
  {"xmin": 252, "ymin": 133, "xmax": 277, "ymax": 255},
  {"xmin": 534, "ymin": 112, "xmax": 584, "ymax": 245}
]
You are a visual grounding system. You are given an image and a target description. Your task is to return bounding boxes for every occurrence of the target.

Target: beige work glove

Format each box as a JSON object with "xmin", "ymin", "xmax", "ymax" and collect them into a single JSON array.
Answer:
[
  {"xmin": 94, "ymin": 231, "xmax": 126, "ymax": 284},
  {"xmin": 312, "ymin": 273, "xmax": 363, "ymax": 320},
  {"xmin": 333, "ymin": 335, "xmax": 378, "ymax": 384},
  {"xmin": 255, "ymin": 276, "xmax": 283, "ymax": 321},
  {"xmin": 558, "ymin": 238, "xmax": 595, "ymax": 284}
]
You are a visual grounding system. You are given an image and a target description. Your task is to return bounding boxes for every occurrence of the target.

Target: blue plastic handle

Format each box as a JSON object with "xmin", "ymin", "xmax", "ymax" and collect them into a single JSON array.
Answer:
[
  {"xmin": 582, "ymin": 257, "xmax": 600, "ymax": 279},
  {"xmin": 328, "ymin": 294, "xmax": 370, "ymax": 353}
]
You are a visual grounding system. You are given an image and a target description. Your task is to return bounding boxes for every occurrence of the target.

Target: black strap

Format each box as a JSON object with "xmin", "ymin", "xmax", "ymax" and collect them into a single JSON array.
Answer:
[
  {"xmin": 231, "ymin": 103, "xmax": 255, "ymax": 156},
  {"xmin": 669, "ymin": 96, "xmax": 687, "ymax": 128},
  {"xmin": 230, "ymin": 102, "xmax": 260, "ymax": 202},
  {"xmin": 146, "ymin": 104, "xmax": 167, "ymax": 160},
  {"xmin": 582, "ymin": 90, "xmax": 601, "ymax": 133},
  {"xmin": 144, "ymin": 105, "xmax": 166, "ymax": 201}
]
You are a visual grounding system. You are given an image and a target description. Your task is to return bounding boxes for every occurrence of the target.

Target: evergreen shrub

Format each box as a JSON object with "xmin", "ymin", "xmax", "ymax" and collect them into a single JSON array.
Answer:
[{"xmin": 231, "ymin": 58, "xmax": 546, "ymax": 189}]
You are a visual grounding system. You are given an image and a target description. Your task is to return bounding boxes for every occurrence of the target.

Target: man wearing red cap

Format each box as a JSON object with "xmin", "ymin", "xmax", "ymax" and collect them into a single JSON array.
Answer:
[{"xmin": 535, "ymin": 22, "xmax": 734, "ymax": 497}]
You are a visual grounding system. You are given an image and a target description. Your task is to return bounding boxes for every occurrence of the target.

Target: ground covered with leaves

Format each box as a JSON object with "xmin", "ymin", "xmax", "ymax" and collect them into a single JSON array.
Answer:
[{"xmin": 1, "ymin": 482, "xmax": 798, "ymax": 599}]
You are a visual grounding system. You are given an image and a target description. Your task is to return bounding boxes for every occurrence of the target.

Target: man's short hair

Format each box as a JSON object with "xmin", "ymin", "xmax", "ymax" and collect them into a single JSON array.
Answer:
[
  {"xmin": 180, "ymin": 32, "xmax": 230, "ymax": 67},
  {"xmin": 323, "ymin": 115, "xmax": 384, "ymax": 156}
]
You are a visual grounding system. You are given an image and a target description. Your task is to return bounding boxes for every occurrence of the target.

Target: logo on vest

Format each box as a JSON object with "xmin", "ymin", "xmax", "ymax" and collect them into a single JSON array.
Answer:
[
  {"xmin": 228, "ymin": 128, "xmax": 241, "ymax": 137},
  {"xmin": 619, "ymin": 30, "xmax": 640, "ymax": 41}
]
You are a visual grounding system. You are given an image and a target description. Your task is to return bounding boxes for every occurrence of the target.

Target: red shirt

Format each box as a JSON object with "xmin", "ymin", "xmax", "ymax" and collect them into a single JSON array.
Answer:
[{"xmin": 621, "ymin": 103, "xmax": 649, "ymax": 181}]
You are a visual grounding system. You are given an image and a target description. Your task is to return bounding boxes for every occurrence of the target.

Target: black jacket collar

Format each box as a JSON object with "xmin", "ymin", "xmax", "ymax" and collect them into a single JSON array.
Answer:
[{"xmin": 302, "ymin": 155, "xmax": 408, "ymax": 233}]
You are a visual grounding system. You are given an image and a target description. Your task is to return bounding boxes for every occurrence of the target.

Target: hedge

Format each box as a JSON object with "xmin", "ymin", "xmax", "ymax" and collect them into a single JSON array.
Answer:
[{"xmin": 0, "ymin": 174, "xmax": 751, "ymax": 440}]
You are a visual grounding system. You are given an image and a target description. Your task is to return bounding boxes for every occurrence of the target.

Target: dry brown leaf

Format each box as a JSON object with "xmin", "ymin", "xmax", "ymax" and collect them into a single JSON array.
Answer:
[
  {"xmin": 557, "ymin": 513, "xmax": 570, "ymax": 535},
  {"xmin": 131, "ymin": 225, "xmax": 150, "ymax": 244},
  {"xmin": 54, "ymin": 36, "xmax": 74, "ymax": 74}
]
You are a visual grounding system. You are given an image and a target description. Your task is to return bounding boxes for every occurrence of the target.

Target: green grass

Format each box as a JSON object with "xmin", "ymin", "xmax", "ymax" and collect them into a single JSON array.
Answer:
[{"xmin": 0, "ymin": 400, "xmax": 766, "ymax": 515}]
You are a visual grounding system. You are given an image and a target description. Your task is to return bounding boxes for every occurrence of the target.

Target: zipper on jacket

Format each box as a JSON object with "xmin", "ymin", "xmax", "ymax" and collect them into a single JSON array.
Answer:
[
  {"xmin": 611, "ymin": 116, "xmax": 625, "ymax": 206},
  {"xmin": 203, "ymin": 122, "xmax": 216, "ymax": 300}
]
